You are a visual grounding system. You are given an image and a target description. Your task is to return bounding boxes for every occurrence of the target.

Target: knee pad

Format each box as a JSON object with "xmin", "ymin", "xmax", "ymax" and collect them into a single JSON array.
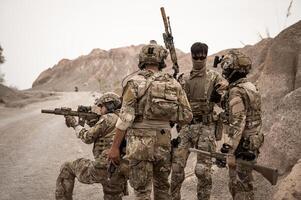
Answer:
[{"xmin": 58, "ymin": 162, "xmax": 74, "ymax": 179}]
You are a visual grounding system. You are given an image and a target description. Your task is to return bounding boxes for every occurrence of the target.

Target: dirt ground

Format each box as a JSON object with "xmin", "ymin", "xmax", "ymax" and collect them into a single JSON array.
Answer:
[{"xmin": 0, "ymin": 92, "xmax": 274, "ymax": 200}]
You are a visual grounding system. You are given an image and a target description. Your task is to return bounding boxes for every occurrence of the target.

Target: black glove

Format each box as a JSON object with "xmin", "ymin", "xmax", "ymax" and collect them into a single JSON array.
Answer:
[
  {"xmin": 86, "ymin": 118, "xmax": 98, "ymax": 127},
  {"xmin": 221, "ymin": 143, "xmax": 232, "ymax": 153},
  {"xmin": 169, "ymin": 121, "xmax": 175, "ymax": 128},
  {"xmin": 215, "ymin": 158, "xmax": 227, "ymax": 168},
  {"xmin": 213, "ymin": 55, "xmax": 224, "ymax": 68},
  {"xmin": 171, "ymin": 137, "xmax": 181, "ymax": 148},
  {"xmin": 176, "ymin": 124, "xmax": 182, "ymax": 133},
  {"xmin": 210, "ymin": 84, "xmax": 222, "ymax": 103},
  {"xmin": 236, "ymin": 151, "xmax": 256, "ymax": 161}
]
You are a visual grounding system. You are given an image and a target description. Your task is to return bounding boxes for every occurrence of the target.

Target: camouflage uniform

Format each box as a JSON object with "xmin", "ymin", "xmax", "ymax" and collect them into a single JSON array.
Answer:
[
  {"xmin": 171, "ymin": 68, "xmax": 227, "ymax": 200},
  {"xmin": 116, "ymin": 42, "xmax": 192, "ymax": 200},
  {"xmin": 221, "ymin": 50, "xmax": 263, "ymax": 200},
  {"xmin": 55, "ymin": 93, "xmax": 128, "ymax": 200}
]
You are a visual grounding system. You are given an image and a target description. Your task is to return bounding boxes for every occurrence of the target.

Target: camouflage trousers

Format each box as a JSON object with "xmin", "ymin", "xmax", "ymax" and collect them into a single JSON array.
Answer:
[
  {"xmin": 55, "ymin": 158, "xmax": 128, "ymax": 200},
  {"xmin": 126, "ymin": 127, "xmax": 172, "ymax": 200},
  {"xmin": 171, "ymin": 123, "xmax": 216, "ymax": 200},
  {"xmin": 228, "ymin": 159, "xmax": 255, "ymax": 200}
]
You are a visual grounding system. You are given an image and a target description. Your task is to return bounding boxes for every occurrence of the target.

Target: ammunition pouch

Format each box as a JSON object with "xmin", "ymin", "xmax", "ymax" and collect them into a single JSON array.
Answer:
[{"xmin": 235, "ymin": 137, "xmax": 258, "ymax": 161}]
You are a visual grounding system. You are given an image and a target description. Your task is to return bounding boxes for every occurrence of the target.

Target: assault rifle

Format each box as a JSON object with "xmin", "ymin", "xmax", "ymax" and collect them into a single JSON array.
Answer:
[
  {"xmin": 41, "ymin": 106, "xmax": 100, "ymax": 126},
  {"xmin": 160, "ymin": 7, "xmax": 179, "ymax": 79},
  {"xmin": 189, "ymin": 148, "xmax": 279, "ymax": 185}
]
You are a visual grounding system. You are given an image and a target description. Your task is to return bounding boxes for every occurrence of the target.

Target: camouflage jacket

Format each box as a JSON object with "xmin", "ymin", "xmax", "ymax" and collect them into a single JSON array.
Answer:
[
  {"xmin": 223, "ymin": 78, "xmax": 262, "ymax": 153},
  {"xmin": 77, "ymin": 113, "xmax": 118, "ymax": 159}
]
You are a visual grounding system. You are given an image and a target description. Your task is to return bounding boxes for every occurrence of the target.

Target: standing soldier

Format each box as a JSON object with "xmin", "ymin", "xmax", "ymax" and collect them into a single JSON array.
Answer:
[
  {"xmin": 171, "ymin": 42, "xmax": 227, "ymax": 200},
  {"xmin": 108, "ymin": 41, "xmax": 192, "ymax": 200},
  {"xmin": 219, "ymin": 49, "xmax": 264, "ymax": 200},
  {"xmin": 55, "ymin": 92, "xmax": 128, "ymax": 200}
]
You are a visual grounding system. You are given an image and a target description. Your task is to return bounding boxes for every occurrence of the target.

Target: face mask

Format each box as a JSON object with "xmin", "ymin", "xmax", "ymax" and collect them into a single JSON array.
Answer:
[{"xmin": 192, "ymin": 58, "xmax": 206, "ymax": 70}]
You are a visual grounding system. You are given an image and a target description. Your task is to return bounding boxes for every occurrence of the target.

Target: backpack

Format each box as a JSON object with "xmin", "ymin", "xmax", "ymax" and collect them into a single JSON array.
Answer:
[{"xmin": 142, "ymin": 72, "xmax": 180, "ymax": 121}]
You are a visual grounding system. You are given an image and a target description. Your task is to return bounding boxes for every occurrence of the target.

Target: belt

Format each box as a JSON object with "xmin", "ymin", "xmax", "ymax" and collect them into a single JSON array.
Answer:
[
  {"xmin": 190, "ymin": 114, "xmax": 213, "ymax": 125},
  {"xmin": 132, "ymin": 119, "xmax": 170, "ymax": 129}
]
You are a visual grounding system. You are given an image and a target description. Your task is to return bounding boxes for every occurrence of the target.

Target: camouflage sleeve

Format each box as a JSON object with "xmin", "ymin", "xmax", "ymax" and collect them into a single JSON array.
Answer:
[
  {"xmin": 177, "ymin": 81, "xmax": 193, "ymax": 125},
  {"xmin": 225, "ymin": 87, "xmax": 246, "ymax": 153},
  {"xmin": 115, "ymin": 80, "xmax": 137, "ymax": 131},
  {"xmin": 76, "ymin": 116, "xmax": 110, "ymax": 144},
  {"xmin": 214, "ymin": 72, "xmax": 228, "ymax": 95}
]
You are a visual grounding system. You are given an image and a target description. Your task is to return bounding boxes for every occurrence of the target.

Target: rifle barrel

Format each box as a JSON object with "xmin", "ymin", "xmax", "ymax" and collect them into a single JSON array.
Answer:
[
  {"xmin": 160, "ymin": 7, "xmax": 169, "ymax": 34},
  {"xmin": 41, "ymin": 109, "xmax": 55, "ymax": 114}
]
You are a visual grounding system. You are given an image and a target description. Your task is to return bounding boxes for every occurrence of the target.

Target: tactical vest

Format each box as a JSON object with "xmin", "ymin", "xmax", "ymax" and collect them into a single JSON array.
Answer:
[
  {"xmin": 93, "ymin": 113, "xmax": 118, "ymax": 159},
  {"xmin": 225, "ymin": 79, "xmax": 262, "ymax": 136},
  {"xmin": 134, "ymin": 71, "xmax": 181, "ymax": 123},
  {"xmin": 185, "ymin": 70, "xmax": 218, "ymax": 123}
]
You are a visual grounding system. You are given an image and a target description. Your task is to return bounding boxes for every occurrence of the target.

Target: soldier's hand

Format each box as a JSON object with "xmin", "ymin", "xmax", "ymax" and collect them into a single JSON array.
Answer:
[
  {"xmin": 107, "ymin": 146, "xmax": 120, "ymax": 166},
  {"xmin": 227, "ymin": 154, "xmax": 236, "ymax": 169},
  {"xmin": 65, "ymin": 115, "xmax": 77, "ymax": 128},
  {"xmin": 221, "ymin": 143, "xmax": 232, "ymax": 153},
  {"xmin": 215, "ymin": 158, "xmax": 227, "ymax": 168},
  {"xmin": 210, "ymin": 84, "xmax": 222, "ymax": 103},
  {"xmin": 86, "ymin": 118, "xmax": 98, "ymax": 127}
]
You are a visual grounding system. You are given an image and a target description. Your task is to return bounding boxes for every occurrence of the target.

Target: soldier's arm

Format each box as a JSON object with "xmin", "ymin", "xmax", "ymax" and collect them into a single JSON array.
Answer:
[
  {"xmin": 210, "ymin": 72, "xmax": 228, "ymax": 105},
  {"xmin": 215, "ymin": 73, "xmax": 228, "ymax": 95},
  {"xmin": 177, "ymin": 82, "xmax": 193, "ymax": 125},
  {"xmin": 115, "ymin": 80, "xmax": 137, "ymax": 130},
  {"xmin": 74, "ymin": 116, "xmax": 110, "ymax": 144},
  {"xmin": 225, "ymin": 87, "xmax": 246, "ymax": 153},
  {"xmin": 109, "ymin": 81, "xmax": 138, "ymax": 164}
]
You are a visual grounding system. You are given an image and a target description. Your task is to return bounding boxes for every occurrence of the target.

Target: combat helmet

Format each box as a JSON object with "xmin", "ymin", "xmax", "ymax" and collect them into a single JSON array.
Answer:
[
  {"xmin": 138, "ymin": 40, "xmax": 168, "ymax": 70},
  {"xmin": 95, "ymin": 92, "xmax": 121, "ymax": 112},
  {"xmin": 221, "ymin": 49, "xmax": 252, "ymax": 80}
]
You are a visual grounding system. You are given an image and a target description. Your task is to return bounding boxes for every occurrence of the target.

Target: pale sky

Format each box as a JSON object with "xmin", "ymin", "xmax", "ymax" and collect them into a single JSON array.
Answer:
[{"xmin": 0, "ymin": 0, "xmax": 300, "ymax": 89}]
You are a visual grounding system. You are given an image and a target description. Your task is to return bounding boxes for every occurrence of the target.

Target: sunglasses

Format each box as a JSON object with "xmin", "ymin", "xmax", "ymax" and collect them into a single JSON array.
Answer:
[{"xmin": 192, "ymin": 55, "xmax": 206, "ymax": 60}]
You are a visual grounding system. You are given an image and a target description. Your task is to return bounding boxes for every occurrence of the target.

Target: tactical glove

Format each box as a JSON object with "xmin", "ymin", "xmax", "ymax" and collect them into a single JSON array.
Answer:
[
  {"xmin": 221, "ymin": 143, "xmax": 232, "ymax": 153},
  {"xmin": 215, "ymin": 158, "xmax": 227, "ymax": 168},
  {"xmin": 86, "ymin": 118, "xmax": 98, "ymax": 127},
  {"xmin": 65, "ymin": 115, "xmax": 78, "ymax": 128},
  {"xmin": 171, "ymin": 137, "xmax": 181, "ymax": 148},
  {"xmin": 210, "ymin": 84, "xmax": 222, "ymax": 103}
]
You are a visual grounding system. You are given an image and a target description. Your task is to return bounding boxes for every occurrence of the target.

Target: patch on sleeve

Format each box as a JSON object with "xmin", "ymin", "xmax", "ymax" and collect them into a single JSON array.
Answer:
[{"xmin": 230, "ymin": 97, "xmax": 245, "ymax": 114}]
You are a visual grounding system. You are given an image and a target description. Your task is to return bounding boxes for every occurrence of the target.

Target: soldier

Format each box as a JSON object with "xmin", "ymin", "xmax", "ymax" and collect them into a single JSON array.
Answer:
[
  {"xmin": 108, "ymin": 41, "xmax": 192, "ymax": 200},
  {"xmin": 55, "ymin": 92, "xmax": 128, "ymax": 200},
  {"xmin": 219, "ymin": 49, "xmax": 264, "ymax": 200},
  {"xmin": 171, "ymin": 42, "xmax": 227, "ymax": 200}
]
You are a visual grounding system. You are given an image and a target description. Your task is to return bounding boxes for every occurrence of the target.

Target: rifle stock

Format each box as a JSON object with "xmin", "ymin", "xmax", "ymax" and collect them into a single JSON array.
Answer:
[{"xmin": 189, "ymin": 148, "xmax": 278, "ymax": 185}]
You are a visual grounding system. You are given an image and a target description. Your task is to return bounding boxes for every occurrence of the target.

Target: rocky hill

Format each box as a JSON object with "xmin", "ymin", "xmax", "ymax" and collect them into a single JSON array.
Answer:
[
  {"xmin": 31, "ymin": 21, "xmax": 301, "ymax": 199},
  {"xmin": 32, "ymin": 45, "xmax": 189, "ymax": 93}
]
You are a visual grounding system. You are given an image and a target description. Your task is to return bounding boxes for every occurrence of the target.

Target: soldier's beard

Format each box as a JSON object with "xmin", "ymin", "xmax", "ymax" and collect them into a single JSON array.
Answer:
[{"xmin": 192, "ymin": 58, "xmax": 206, "ymax": 70}]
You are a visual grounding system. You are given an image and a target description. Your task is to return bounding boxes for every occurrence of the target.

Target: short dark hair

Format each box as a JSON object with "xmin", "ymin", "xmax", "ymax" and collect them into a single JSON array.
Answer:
[{"xmin": 190, "ymin": 42, "xmax": 208, "ymax": 56}]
